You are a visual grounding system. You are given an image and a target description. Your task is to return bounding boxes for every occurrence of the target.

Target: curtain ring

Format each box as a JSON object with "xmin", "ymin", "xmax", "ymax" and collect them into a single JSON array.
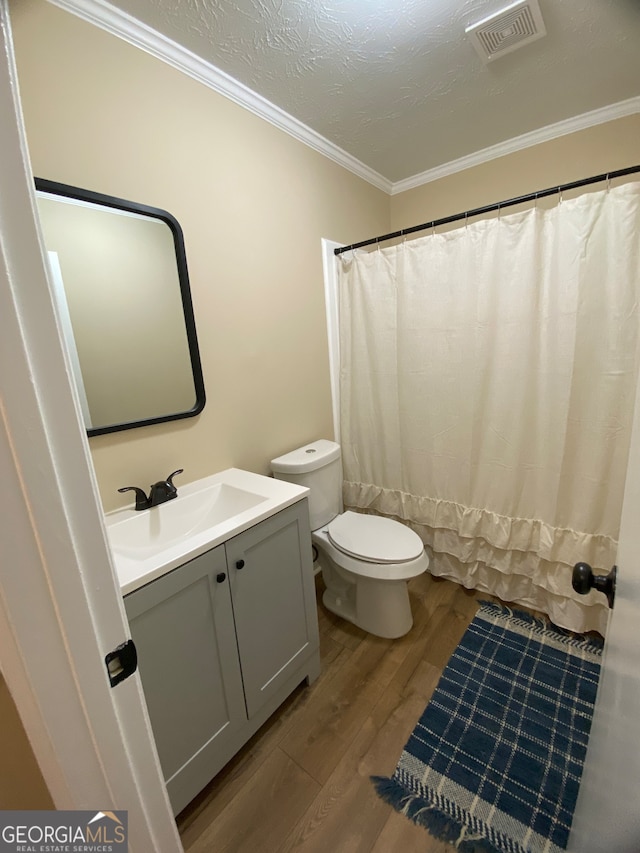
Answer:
[
  {"xmin": 559, "ymin": 187, "xmax": 563, "ymax": 205},
  {"xmin": 534, "ymin": 192, "xmax": 538, "ymax": 210},
  {"xmin": 607, "ymin": 174, "xmax": 611, "ymax": 193},
  {"xmin": 465, "ymin": 212, "xmax": 468, "ymax": 230}
]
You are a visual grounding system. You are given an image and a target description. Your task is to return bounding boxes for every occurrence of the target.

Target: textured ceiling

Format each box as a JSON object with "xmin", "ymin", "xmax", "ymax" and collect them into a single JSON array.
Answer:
[{"xmin": 83, "ymin": 0, "xmax": 640, "ymax": 183}]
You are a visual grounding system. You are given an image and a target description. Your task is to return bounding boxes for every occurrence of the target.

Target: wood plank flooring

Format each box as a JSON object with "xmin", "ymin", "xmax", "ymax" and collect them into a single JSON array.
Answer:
[{"xmin": 177, "ymin": 573, "xmax": 492, "ymax": 853}]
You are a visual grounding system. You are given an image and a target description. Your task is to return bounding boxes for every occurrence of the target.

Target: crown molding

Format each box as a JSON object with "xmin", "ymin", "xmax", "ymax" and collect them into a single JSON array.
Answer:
[
  {"xmin": 45, "ymin": 0, "xmax": 393, "ymax": 194},
  {"xmin": 42, "ymin": 0, "xmax": 640, "ymax": 199},
  {"xmin": 391, "ymin": 96, "xmax": 640, "ymax": 195}
]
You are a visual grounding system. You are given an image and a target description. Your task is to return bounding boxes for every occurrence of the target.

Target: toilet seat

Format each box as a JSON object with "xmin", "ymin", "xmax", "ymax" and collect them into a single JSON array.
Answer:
[{"xmin": 327, "ymin": 511, "xmax": 423, "ymax": 564}]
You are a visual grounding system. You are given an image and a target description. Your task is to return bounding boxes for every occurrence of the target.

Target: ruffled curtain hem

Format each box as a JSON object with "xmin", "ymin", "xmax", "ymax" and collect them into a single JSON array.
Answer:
[{"xmin": 344, "ymin": 481, "xmax": 611, "ymax": 636}]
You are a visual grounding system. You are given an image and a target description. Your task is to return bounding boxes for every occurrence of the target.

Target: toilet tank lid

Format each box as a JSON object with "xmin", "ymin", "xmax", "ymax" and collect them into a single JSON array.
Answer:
[{"xmin": 271, "ymin": 439, "xmax": 341, "ymax": 474}]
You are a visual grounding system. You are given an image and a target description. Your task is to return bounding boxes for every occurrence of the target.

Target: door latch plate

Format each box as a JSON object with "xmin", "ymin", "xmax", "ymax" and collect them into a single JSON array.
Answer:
[{"xmin": 105, "ymin": 639, "xmax": 138, "ymax": 687}]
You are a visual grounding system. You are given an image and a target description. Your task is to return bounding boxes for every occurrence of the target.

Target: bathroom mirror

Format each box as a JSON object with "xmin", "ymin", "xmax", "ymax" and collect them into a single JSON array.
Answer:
[{"xmin": 35, "ymin": 178, "xmax": 205, "ymax": 436}]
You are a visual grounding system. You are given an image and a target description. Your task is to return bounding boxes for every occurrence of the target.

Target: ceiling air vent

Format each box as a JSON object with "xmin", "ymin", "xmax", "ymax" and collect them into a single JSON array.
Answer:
[{"xmin": 466, "ymin": 0, "xmax": 546, "ymax": 63}]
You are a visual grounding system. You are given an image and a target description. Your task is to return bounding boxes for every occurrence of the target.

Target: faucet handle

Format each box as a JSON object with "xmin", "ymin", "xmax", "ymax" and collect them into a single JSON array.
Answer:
[
  {"xmin": 166, "ymin": 469, "xmax": 184, "ymax": 488},
  {"xmin": 118, "ymin": 485, "xmax": 151, "ymax": 511}
]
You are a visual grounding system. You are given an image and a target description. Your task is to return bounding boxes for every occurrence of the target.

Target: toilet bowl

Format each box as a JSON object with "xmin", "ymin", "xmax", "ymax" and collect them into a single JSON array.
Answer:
[{"xmin": 271, "ymin": 440, "xmax": 429, "ymax": 638}]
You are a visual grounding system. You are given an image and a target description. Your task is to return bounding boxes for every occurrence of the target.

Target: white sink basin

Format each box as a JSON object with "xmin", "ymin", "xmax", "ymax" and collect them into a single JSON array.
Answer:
[
  {"xmin": 105, "ymin": 468, "xmax": 309, "ymax": 595},
  {"xmin": 108, "ymin": 482, "xmax": 267, "ymax": 560}
]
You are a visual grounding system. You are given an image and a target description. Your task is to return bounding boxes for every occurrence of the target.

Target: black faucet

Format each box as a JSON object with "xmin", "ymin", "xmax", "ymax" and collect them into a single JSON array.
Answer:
[{"xmin": 118, "ymin": 469, "xmax": 184, "ymax": 511}]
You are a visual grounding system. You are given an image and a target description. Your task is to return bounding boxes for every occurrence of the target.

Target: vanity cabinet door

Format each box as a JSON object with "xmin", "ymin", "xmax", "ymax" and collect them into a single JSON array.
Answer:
[
  {"xmin": 124, "ymin": 545, "xmax": 246, "ymax": 815},
  {"xmin": 226, "ymin": 500, "xmax": 319, "ymax": 719}
]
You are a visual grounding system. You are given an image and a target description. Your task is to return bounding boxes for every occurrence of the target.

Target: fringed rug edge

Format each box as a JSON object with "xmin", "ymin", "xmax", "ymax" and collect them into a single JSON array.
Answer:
[
  {"xmin": 476, "ymin": 600, "xmax": 604, "ymax": 654},
  {"xmin": 371, "ymin": 775, "xmax": 501, "ymax": 853}
]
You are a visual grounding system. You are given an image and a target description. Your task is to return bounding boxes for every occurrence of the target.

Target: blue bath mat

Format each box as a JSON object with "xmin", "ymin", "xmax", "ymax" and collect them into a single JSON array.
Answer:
[{"xmin": 373, "ymin": 601, "xmax": 602, "ymax": 853}]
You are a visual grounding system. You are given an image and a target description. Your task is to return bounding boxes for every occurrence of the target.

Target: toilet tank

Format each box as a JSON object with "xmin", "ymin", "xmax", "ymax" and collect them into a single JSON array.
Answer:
[{"xmin": 271, "ymin": 440, "xmax": 342, "ymax": 530}]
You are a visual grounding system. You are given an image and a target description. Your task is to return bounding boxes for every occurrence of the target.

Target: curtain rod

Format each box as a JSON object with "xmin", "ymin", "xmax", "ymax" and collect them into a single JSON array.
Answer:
[{"xmin": 334, "ymin": 164, "xmax": 640, "ymax": 256}]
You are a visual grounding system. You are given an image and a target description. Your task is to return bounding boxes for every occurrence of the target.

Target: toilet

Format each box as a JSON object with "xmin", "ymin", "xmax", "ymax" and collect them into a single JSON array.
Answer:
[{"xmin": 271, "ymin": 439, "xmax": 429, "ymax": 638}]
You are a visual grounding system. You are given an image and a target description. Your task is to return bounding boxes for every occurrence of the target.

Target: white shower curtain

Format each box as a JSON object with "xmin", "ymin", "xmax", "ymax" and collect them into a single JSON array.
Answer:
[{"xmin": 339, "ymin": 183, "xmax": 640, "ymax": 635}]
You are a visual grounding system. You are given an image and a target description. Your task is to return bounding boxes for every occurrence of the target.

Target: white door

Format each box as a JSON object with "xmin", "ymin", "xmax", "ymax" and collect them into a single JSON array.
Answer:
[
  {"xmin": 567, "ymin": 358, "xmax": 640, "ymax": 850},
  {"xmin": 0, "ymin": 4, "xmax": 182, "ymax": 849}
]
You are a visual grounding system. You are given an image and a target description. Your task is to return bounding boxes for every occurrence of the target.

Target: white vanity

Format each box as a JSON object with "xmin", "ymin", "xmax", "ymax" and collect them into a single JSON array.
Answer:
[{"xmin": 106, "ymin": 469, "xmax": 321, "ymax": 815}]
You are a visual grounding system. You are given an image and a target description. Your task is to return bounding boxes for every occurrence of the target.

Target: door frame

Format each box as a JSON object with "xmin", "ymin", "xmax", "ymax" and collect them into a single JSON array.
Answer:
[
  {"xmin": 0, "ymin": 3, "xmax": 181, "ymax": 848},
  {"xmin": 321, "ymin": 238, "xmax": 344, "ymax": 442}
]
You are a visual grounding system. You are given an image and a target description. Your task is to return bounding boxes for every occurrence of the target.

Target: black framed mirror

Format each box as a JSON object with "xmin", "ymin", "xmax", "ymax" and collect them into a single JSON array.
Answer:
[{"xmin": 34, "ymin": 178, "xmax": 205, "ymax": 436}]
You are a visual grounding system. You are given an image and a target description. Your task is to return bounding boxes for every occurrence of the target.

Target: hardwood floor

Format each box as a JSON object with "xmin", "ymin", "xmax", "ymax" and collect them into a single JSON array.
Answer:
[{"xmin": 177, "ymin": 573, "xmax": 489, "ymax": 853}]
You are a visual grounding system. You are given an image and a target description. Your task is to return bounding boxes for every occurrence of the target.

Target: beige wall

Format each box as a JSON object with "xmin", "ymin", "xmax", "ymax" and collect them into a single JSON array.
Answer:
[
  {"xmin": 0, "ymin": 672, "xmax": 54, "ymax": 809},
  {"xmin": 391, "ymin": 114, "xmax": 640, "ymax": 230},
  {"xmin": 10, "ymin": 0, "xmax": 390, "ymax": 512}
]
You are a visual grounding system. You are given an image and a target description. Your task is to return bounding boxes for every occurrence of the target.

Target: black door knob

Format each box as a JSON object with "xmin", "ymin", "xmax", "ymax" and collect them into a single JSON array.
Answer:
[
  {"xmin": 572, "ymin": 562, "xmax": 616, "ymax": 608},
  {"xmin": 236, "ymin": 559, "xmax": 245, "ymax": 570},
  {"xmin": 572, "ymin": 562, "xmax": 594, "ymax": 595},
  {"xmin": 216, "ymin": 572, "xmax": 226, "ymax": 583}
]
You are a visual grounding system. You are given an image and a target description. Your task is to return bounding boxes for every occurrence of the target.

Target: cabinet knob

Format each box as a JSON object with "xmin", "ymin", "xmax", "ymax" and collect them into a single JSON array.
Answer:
[
  {"xmin": 236, "ymin": 559, "xmax": 245, "ymax": 570},
  {"xmin": 216, "ymin": 572, "xmax": 226, "ymax": 583}
]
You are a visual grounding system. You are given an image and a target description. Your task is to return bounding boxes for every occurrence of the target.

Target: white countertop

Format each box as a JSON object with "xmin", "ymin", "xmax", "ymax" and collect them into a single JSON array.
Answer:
[{"xmin": 105, "ymin": 468, "xmax": 308, "ymax": 595}]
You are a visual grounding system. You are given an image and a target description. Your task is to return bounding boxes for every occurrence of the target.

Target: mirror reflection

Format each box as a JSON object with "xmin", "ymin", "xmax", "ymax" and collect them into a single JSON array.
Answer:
[{"xmin": 35, "ymin": 179, "xmax": 205, "ymax": 436}]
